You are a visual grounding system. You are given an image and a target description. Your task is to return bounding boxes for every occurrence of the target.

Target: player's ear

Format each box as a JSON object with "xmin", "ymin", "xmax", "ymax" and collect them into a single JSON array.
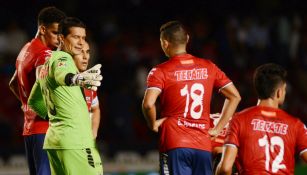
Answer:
[
  {"xmin": 57, "ymin": 34, "xmax": 64, "ymax": 50},
  {"xmin": 186, "ymin": 34, "xmax": 190, "ymax": 43},
  {"xmin": 38, "ymin": 25, "xmax": 46, "ymax": 35},
  {"xmin": 58, "ymin": 34, "xmax": 64, "ymax": 44},
  {"xmin": 276, "ymin": 85, "xmax": 284, "ymax": 99},
  {"xmin": 162, "ymin": 39, "xmax": 169, "ymax": 48}
]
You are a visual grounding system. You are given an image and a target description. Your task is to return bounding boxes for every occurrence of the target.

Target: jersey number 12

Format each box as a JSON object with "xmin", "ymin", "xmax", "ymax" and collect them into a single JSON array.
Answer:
[{"xmin": 258, "ymin": 135, "xmax": 286, "ymax": 173}]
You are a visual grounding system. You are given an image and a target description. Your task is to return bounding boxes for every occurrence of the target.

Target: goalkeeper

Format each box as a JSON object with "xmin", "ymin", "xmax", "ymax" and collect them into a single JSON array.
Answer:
[{"xmin": 28, "ymin": 17, "xmax": 103, "ymax": 175}]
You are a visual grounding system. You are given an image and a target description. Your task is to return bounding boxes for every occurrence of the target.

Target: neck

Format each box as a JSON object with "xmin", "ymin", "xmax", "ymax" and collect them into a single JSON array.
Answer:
[
  {"xmin": 168, "ymin": 49, "xmax": 187, "ymax": 58},
  {"xmin": 37, "ymin": 33, "xmax": 49, "ymax": 47},
  {"xmin": 257, "ymin": 98, "xmax": 279, "ymax": 109}
]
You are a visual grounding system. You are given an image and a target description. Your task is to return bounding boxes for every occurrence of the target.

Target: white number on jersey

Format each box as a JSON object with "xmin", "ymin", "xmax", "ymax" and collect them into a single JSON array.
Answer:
[
  {"xmin": 258, "ymin": 135, "xmax": 286, "ymax": 173},
  {"xmin": 180, "ymin": 83, "xmax": 204, "ymax": 119}
]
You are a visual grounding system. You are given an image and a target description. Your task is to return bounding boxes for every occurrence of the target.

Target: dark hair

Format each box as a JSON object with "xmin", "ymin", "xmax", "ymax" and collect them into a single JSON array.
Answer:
[
  {"xmin": 58, "ymin": 17, "xmax": 86, "ymax": 37},
  {"xmin": 38, "ymin": 6, "xmax": 66, "ymax": 26},
  {"xmin": 160, "ymin": 20, "xmax": 188, "ymax": 45},
  {"xmin": 253, "ymin": 63, "xmax": 287, "ymax": 99}
]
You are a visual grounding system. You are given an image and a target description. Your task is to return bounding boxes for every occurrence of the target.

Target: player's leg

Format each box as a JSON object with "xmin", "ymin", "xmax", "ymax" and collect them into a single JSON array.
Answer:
[
  {"xmin": 32, "ymin": 134, "xmax": 50, "ymax": 175},
  {"xmin": 212, "ymin": 153, "xmax": 222, "ymax": 173},
  {"xmin": 192, "ymin": 149, "xmax": 212, "ymax": 175},
  {"xmin": 160, "ymin": 148, "xmax": 193, "ymax": 175},
  {"xmin": 24, "ymin": 136, "xmax": 36, "ymax": 175},
  {"xmin": 46, "ymin": 149, "xmax": 65, "ymax": 175},
  {"xmin": 60, "ymin": 148, "xmax": 103, "ymax": 175},
  {"xmin": 90, "ymin": 147, "xmax": 104, "ymax": 174}
]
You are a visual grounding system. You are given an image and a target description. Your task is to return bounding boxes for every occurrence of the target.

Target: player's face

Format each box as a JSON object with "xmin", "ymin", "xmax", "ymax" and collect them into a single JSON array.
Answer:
[
  {"xmin": 62, "ymin": 27, "xmax": 86, "ymax": 56},
  {"xmin": 73, "ymin": 42, "xmax": 90, "ymax": 72},
  {"xmin": 44, "ymin": 23, "xmax": 60, "ymax": 50}
]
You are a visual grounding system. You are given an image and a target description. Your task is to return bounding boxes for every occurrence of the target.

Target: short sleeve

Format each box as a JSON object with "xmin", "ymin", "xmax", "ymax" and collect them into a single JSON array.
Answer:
[
  {"xmin": 225, "ymin": 114, "xmax": 241, "ymax": 147},
  {"xmin": 212, "ymin": 63, "xmax": 232, "ymax": 89},
  {"xmin": 147, "ymin": 67, "xmax": 165, "ymax": 90},
  {"xmin": 295, "ymin": 120, "xmax": 307, "ymax": 154}
]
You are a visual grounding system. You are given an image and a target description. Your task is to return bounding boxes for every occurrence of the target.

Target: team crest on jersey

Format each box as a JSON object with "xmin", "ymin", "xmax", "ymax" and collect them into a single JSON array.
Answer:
[{"xmin": 57, "ymin": 57, "xmax": 67, "ymax": 67}]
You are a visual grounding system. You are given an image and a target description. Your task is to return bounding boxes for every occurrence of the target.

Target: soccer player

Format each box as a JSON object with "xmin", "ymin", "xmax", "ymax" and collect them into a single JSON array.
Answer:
[
  {"xmin": 73, "ymin": 41, "xmax": 101, "ymax": 139},
  {"xmin": 8, "ymin": 6, "xmax": 66, "ymax": 175},
  {"xmin": 216, "ymin": 63, "xmax": 307, "ymax": 175},
  {"xmin": 142, "ymin": 20, "xmax": 241, "ymax": 175},
  {"xmin": 28, "ymin": 17, "xmax": 103, "ymax": 175}
]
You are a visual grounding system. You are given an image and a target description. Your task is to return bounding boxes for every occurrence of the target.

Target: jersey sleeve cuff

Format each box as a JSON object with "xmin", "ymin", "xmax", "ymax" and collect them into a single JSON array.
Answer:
[
  {"xmin": 224, "ymin": 143, "xmax": 238, "ymax": 148},
  {"xmin": 147, "ymin": 87, "xmax": 162, "ymax": 92},
  {"xmin": 219, "ymin": 82, "xmax": 233, "ymax": 92}
]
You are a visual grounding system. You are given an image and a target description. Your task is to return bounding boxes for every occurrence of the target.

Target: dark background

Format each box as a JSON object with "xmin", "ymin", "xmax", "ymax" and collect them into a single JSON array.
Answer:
[{"xmin": 0, "ymin": 0, "xmax": 307, "ymax": 163}]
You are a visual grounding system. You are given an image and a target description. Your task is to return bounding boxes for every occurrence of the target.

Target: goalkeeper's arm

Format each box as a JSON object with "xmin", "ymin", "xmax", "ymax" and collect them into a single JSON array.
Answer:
[{"xmin": 56, "ymin": 63, "xmax": 103, "ymax": 91}]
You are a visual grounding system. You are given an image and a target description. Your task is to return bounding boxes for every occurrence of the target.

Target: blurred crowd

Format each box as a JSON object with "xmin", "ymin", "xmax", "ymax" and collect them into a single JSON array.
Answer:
[{"xmin": 0, "ymin": 0, "xmax": 307, "ymax": 162}]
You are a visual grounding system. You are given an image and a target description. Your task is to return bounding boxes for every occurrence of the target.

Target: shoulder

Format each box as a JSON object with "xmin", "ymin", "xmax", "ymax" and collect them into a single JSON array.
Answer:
[
  {"xmin": 278, "ymin": 109, "xmax": 301, "ymax": 123},
  {"xmin": 51, "ymin": 51, "xmax": 72, "ymax": 60}
]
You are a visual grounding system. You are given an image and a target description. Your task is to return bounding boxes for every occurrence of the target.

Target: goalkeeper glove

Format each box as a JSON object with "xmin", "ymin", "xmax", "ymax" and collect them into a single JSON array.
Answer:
[{"xmin": 72, "ymin": 64, "xmax": 103, "ymax": 91}]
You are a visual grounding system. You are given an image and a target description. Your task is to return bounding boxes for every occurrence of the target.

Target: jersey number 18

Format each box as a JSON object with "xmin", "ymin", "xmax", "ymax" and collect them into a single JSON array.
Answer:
[{"xmin": 180, "ymin": 83, "xmax": 204, "ymax": 119}]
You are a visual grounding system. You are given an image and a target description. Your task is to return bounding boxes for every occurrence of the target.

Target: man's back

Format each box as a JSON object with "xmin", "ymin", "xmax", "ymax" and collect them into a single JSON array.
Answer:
[
  {"xmin": 16, "ymin": 38, "xmax": 50, "ymax": 135},
  {"xmin": 147, "ymin": 53, "xmax": 231, "ymax": 152},
  {"xmin": 226, "ymin": 105, "xmax": 307, "ymax": 175}
]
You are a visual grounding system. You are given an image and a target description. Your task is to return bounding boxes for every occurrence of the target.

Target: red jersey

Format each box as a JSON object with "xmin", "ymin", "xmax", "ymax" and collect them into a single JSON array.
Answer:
[
  {"xmin": 147, "ymin": 54, "xmax": 231, "ymax": 152},
  {"xmin": 83, "ymin": 89, "xmax": 98, "ymax": 112},
  {"xmin": 16, "ymin": 38, "xmax": 51, "ymax": 135},
  {"xmin": 225, "ymin": 106, "xmax": 307, "ymax": 175},
  {"xmin": 210, "ymin": 113, "xmax": 229, "ymax": 148}
]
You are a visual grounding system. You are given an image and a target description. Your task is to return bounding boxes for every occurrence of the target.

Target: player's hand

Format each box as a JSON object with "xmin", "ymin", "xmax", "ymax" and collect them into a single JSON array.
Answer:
[
  {"xmin": 72, "ymin": 64, "xmax": 103, "ymax": 91},
  {"xmin": 152, "ymin": 117, "xmax": 167, "ymax": 132},
  {"xmin": 208, "ymin": 128, "xmax": 220, "ymax": 139}
]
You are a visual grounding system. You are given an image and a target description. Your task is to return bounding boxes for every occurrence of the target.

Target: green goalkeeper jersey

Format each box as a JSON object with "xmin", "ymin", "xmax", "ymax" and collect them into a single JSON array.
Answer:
[{"xmin": 29, "ymin": 51, "xmax": 95, "ymax": 149}]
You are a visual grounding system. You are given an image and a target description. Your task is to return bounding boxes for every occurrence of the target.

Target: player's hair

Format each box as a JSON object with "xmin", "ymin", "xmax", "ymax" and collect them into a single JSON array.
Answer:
[
  {"xmin": 253, "ymin": 63, "xmax": 287, "ymax": 99},
  {"xmin": 160, "ymin": 20, "xmax": 188, "ymax": 45},
  {"xmin": 38, "ymin": 6, "xmax": 66, "ymax": 26},
  {"xmin": 58, "ymin": 17, "xmax": 86, "ymax": 37}
]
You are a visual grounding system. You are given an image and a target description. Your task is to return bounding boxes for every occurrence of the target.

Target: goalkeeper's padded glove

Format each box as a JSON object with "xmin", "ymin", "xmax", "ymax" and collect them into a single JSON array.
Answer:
[{"xmin": 72, "ymin": 64, "xmax": 103, "ymax": 91}]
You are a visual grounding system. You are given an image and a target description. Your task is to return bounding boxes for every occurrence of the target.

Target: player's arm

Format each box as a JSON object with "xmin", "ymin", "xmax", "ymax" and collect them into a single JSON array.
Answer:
[
  {"xmin": 209, "ymin": 83, "xmax": 241, "ymax": 137},
  {"xmin": 142, "ymin": 88, "xmax": 166, "ymax": 132},
  {"xmin": 8, "ymin": 70, "xmax": 20, "ymax": 101},
  {"xmin": 28, "ymin": 81, "xmax": 48, "ymax": 119},
  {"xmin": 216, "ymin": 145, "xmax": 238, "ymax": 175},
  {"xmin": 91, "ymin": 102, "xmax": 100, "ymax": 139},
  {"xmin": 53, "ymin": 57, "xmax": 102, "ymax": 91}
]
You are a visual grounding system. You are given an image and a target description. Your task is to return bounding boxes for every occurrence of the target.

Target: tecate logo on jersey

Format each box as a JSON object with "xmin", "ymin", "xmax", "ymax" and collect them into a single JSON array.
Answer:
[
  {"xmin": 174, "ymin": 68, "xmax": 208, "ymax": 81},
  {"xmin": 251, "ymin": 119, "xmax": 288, "ymax": 135}
]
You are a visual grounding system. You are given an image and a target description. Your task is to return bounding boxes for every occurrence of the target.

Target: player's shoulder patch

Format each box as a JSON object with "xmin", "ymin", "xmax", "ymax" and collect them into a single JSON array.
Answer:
[{"xmin": 58, "ymin": 57, "xmax": 68, "ymax": 61}]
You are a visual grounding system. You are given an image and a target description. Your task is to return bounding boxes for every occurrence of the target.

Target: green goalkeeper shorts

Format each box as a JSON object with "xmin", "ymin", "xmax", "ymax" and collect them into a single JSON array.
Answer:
[{"xmin": 47, "ymin": 148, "xmax": 103, "ymax": 175}]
